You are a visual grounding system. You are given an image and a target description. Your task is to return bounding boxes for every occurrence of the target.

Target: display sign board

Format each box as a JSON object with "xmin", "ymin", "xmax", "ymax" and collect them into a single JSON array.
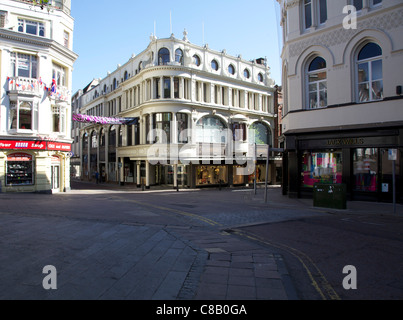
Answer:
[
  {"xmin": 388, "ymin": 149, "xmax": 397, "ymax": 161},
  {"xmin": 0, "ymin": 140, "xmax": 71, "ymax": 152}
]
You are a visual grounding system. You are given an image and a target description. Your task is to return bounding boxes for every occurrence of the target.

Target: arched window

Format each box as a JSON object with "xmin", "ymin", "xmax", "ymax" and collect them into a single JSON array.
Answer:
[
  {"xmin": 244, "ymin": 69, "xmax": 250, "ymax": 79},
  {"xmin": 100, "ymin": 129, "xmax": 105, "ymax": 147},
  {"xmin": 118, "ymin": 126, "xmax": 123, "ymax": 147},
  {"xmin": 124, "ymin": 71, "xmax": 128, "ymax": 81},
  {"xmin": 82, "ymin": 132, "xmax": 88, "ymax": 149},
  {"xmin": 158, "ymin": 48, "xmax": 170, "ymax": 65},
  {"xmin": 113, "ymin": 78, "xmax": 117, "ymax": 91},
  {"xmin": 91, "ymin": 131, "xmax": 98, "ymax": 149},
  {"xmin": 175, "ymin": 48, "xmax": 183, "ymax": 65},
  {"xmin": 356, "ymin": 42, "xmax": 383, "ymax": 102},
  {"xmin": 248, "ymin": 122, "xmax": 272, "ymax": 146},
  {"xmin": 258, "ymin": 73, "xmax": 264, "ymax": 82},
  {"xmin": 307, "ymin": 56, "xmax": 327, "ymax": 109},
  {"xmin": 109, "ymin": 126, "xmax": 116, "ymax": 146},
  {"xmin": 193, "ymin": 54, "xmax": 201, "ymax": 66},
  {"xmin": 196, "ymin": 116, "xmax": 227, "ymax": 143},
  {"xmin": 211, "ymin": 59, "xmax": 219, "ymax": 71},
  {"xmin": 228, "ymin": 64, "xmax": 235, "ymax": 75}
]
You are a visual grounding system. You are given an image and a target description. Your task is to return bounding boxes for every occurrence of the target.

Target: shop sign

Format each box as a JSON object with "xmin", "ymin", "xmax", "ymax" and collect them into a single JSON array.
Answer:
[
  {"xmin": 0, "ymin": 140, "xmax": 46, "ymax": 150},
  {"xmin": 0, "ymin": 140, "xmax": 71, "ymax": 152},
  {"xmin": 388, "ymin": 149, "xmax": 397, "ymax": 161},
  {"xmin": 47, "ymin": 142, "xmax": 71, "ymax": 152},
  {"xmin": 7, "ymin": 153, "xmax": 32, "ymax": 161},
  {"xmin": 326, "ymin": 138, "xmax": 365, "ymax": 146}
]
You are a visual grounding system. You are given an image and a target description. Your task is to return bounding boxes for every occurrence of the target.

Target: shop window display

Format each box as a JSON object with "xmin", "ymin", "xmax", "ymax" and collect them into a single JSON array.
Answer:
[
  {"xmin": 6, "ymin": 153, "xmax": 34, "ymax": 186},
  {"xmin": 301, "ymin": 150, "xmax": 342, "ymax": 187},
  {"xmin": 248, "ymin": 164, "xmax": 267, "ymax": 184},
  {"xmin": 196, "ymin": 165, "xmax": 227, "ymax": 186},
  {"xmin": 353, "ymin": 148, "xmax": 378, "ymax": 192}
]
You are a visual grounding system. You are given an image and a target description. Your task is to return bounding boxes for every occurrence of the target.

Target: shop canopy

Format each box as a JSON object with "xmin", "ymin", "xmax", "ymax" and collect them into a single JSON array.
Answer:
[{"xmin": 72, "ymin": 113, "xmax": 139, "ymax": 126}]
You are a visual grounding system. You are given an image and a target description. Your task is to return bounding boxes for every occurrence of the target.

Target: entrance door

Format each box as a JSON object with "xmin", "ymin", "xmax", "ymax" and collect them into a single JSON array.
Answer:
[
  {"xmin": 51, "ymin": 156, "xmax": 60, "ymax": 192},
  {"xmin": 380, "ymin": 149, "xmax": 400, "ymax": 202}
]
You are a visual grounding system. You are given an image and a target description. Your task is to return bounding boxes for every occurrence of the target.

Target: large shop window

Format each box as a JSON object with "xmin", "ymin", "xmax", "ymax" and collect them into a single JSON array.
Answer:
[
  {"xmin": 353, "ymin": 148, "xmax": 378, "ymax": 192},
  {"xmin": 153, "ymin": 113, "xmax": 172, "ymax": 143},
  {"xmin": 301, "ymin": 150, "xmax": 342, "ymax": 188},
  {"xmin": 196, "ymin": 165, "xmax": 228, "ymax": 186},
  {"xmin": 196, "ymin": 116, "xmax": 227, "ymax": 144},
  {"xmin": 6, "ymin": 153, "xmax": 34, "ymax": 186},
  {"xmin": 177, "ymin": 113, "xmax": 188, "ymax": 143},
  {"xmin": 248, "ymin": 122, "xmax": 272, "ymax": 146}
]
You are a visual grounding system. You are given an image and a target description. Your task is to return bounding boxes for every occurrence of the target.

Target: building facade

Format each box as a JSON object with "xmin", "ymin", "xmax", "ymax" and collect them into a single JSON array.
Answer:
[
  {"xmin": 77, "ymin": 32, "xmax": 278, "ymax": 189},
  {"xmin": 0, "ymin": 0, "xmax": 77, "ymax": 193},
  {"xmin": 278, "ymin": 0, "xmax": 403, "ymax": 202}
]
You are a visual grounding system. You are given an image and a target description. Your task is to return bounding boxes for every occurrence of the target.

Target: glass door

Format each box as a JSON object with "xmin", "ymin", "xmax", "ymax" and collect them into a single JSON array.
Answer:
[
  {"xmin": 51, "ymin": 155, "xmax": 60, "ymax": 192},
  {"xmin": 380, "ymin": 149, "xmax": 400, "ymax": 202}
]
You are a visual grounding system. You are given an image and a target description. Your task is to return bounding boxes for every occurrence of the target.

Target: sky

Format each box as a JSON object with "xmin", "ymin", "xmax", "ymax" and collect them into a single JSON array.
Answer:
[{"xmin": 70, "ymin": 0, "xmax": 283, "ymax": 94}]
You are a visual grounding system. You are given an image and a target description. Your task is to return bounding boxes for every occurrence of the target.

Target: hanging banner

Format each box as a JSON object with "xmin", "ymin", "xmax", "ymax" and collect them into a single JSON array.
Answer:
[{"xmin": 72, "ymin": 113, "xmax": 139, "ymax": 125}]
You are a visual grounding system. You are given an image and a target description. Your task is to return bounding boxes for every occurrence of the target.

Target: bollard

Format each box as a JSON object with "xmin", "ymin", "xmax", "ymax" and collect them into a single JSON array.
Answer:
[
  {"xmin": 0, "ymin": 180, "xmax": 2, "ymax": 193},
  {"xmin": 142, "ymin": 182, "xmax": 145, "ymax": 191}
]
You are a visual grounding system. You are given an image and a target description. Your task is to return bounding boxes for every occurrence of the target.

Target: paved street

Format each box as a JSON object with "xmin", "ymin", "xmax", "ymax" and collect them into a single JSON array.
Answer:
[{"xmin": 0, "ymin": 181, "xmax": 402, "ymax": 301}]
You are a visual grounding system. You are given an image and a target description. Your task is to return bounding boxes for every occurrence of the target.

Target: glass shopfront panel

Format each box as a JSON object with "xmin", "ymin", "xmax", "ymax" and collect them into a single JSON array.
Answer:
[
  {"xmin": 301, "ymin": 150, "xmax": 342, "ymax": 187},
  {"xmin": 248, "ymin": 164, "xmax": 267, "ymax": 184},
  {"xmin": 353, "ymin": 148, "xmax": 378, "ymax": 192},
  {"xmin": 196, "ymin": 165, "xmax": 228, "ymax": 186},
  {"xmin": 6, "ymin": 153, "xmax": 34, "ymax": 186},
  {"xmin": 233, "ymin": 165, "xmax": 246, "ymax": 185}
]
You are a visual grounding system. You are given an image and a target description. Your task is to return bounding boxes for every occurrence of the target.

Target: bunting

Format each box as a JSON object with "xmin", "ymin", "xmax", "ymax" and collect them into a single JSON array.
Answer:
[
  {"xmin": 6, "ymin": 77, "xmax": 70, "ymax": 101},
  {"xmin": 72, "ymin": 113, "xmax": 139, "ymax": 126}
]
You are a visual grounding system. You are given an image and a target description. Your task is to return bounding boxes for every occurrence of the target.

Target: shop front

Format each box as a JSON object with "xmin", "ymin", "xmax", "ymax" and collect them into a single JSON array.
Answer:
[
  {"xmin": 284, "ymin": 128, "xmax": 402, "ymax": 203},
  {"xmin": 0, "ymin": 139, "xmax": 72, "ymax": 193}
]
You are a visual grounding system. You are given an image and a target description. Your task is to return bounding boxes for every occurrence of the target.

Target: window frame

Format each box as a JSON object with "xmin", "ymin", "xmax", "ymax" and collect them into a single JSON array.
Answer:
[
  {"xmin": 18, "ymin": 18, "xmax": 45, "ymax": 37},
  {"xmin": 158, "ymin": 48, "xmax": 170, "ymax": 66},
  {"xmin": 211, "ymin": 59, "xmax": 219, "ymax": 71},
  {"xmin": 9, "ymin": 100, "xmax": 38, "ymax": 132},
  {"xmin": 306, "ymin": 56, "xmax": 327, "ymax": 110},
  {"xmin": 52, "ymin": 105, "xmax": 66, "ymax": 135},
  {"xmin": 356, "ymin": 42, "xmax": 383, "ymax": 103},
  {"xmin": 10, "ymin": 52, "xmax": 38, "ymax": 79}
]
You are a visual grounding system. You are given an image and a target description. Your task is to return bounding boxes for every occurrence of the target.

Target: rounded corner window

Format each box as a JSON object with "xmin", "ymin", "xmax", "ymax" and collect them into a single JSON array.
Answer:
[
  {"xmin": 211, "ymin": 59, "xmax": 219, "ymax": 71},
  {"xmin": 228, "ymin": 64, "xmax": 235, "ymax": 75},
  {"xmin": 193, "ymin": 54, "xmax": 201, "ymax": 66},
  {"xmin": 244, "ymin": 69, "xmax": 250, "ymax": 79}
]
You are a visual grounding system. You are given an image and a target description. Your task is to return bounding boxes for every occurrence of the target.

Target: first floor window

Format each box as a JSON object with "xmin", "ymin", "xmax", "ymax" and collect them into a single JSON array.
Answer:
[
  {"xmin": 52, "ymin": 64, "xmax": 66, "ymax": 87},
  {"xmin": 9, "ymin": 100, "xmax": 38, "ymax": 131},
  {"xmin": 307, "ymin": 56, "xmax": 327, "ymax": 109},
  {"xmin": 52, "ymin": 106, "xmax": 66, "ymax": 134},
  {"xmin": 357, "ymin": 42, "xmax": 383, "ymax": 102},
  {"xmin": 177, "ymin": 113, "xmax": 188, "ymax": 143},
  {"xmin": 6, "ymin": 153, "xmax": 34, "ymax": 186}
]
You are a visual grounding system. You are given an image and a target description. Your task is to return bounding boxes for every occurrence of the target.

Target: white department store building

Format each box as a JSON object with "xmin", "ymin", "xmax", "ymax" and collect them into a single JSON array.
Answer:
[
  {"xmin": 0, "ymin": 0, "xmax": 77, "ymax": 193},
  {"xmin": 77, "ymin": 32, "xmax": 278, "ymax": 189},
  {"xmin": 278, "ymin": 0, "xmax": 403, "ymax": 203}
]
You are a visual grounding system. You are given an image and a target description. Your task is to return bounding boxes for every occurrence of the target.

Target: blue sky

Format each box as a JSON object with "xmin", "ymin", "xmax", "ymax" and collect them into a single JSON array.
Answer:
[{"xmin": 71, "ymin": 0, "xmax": 282, "ymax": 94}]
